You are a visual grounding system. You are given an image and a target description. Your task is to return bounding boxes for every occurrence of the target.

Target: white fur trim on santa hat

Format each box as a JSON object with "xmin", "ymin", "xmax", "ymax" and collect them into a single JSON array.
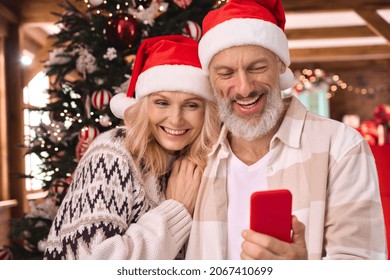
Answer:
[
  {"xmin": 135, "ymin": 64, "xmax": 213, "ymax": 100},
  {"xmin": 199, "ymin": 18, "xmax": 294, "ymax": 89},
  {"xmin": 110, "ymin": 93, "xmax": 137, "ymax": 119}
]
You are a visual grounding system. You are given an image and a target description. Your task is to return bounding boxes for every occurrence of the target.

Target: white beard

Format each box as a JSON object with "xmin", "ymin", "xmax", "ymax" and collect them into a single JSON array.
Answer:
[{"xmin": 215, "ymin": 87, "xmax": 285, "ymax": 141}]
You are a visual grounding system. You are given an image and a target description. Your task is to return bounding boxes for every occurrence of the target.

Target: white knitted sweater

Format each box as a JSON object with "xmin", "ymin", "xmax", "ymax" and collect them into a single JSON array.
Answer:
[{"xmin": 44, "ymin": 128, "xmax": 192, "ymax": 259}]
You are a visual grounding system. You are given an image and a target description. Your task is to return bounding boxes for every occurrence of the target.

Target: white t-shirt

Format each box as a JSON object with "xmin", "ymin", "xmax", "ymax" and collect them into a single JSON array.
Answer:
[{"xmin": 226, "ymin": 149, "xmax": 271, "ymax": 260}]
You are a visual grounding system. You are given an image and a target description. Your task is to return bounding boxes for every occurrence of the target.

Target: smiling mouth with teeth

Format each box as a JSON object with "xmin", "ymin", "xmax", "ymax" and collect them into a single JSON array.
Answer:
[
  {"xmin": 161, "ymin": 127, "xmax": 188, "ymax": 136},
  {"xmin": 235, "ymin": 95, "xmax": 262, "ymax": 108}
]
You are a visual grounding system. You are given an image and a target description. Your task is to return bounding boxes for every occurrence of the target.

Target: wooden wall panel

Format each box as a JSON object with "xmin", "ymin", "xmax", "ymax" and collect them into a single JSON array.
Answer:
[
  {"xmin": 4, "ymin": 24, "xmax": 27, "ymax": 217},
  {"xmin": 0, "ymin": 200, "xmax": 18, "ymax": 247},
  {"xmin": 0, "ymin": 207, "xmax": 11, "ymax": 247},
  {"xmin": 0, "ymin": 35, "xmax": 10, "ymax": 201},
  {"xmin": 329, "ymin": 66, "xmax": 390, "ymax": 122}
]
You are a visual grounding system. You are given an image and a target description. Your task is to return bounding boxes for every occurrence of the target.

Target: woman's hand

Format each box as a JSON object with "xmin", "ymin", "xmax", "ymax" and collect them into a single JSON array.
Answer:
[{"xmin": 166, "ymin": 158, "xmax": 202, "ymax": 216}]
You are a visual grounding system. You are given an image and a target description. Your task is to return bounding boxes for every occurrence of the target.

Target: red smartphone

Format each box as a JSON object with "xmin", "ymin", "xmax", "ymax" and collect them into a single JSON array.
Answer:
[{"xmin": 250, "ymin": 189, "xmax": 292, "ymax": 243}]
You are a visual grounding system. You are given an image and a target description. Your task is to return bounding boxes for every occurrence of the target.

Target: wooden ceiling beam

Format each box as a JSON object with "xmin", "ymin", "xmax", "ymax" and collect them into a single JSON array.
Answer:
[
  {"xmin": 19, "ymin": 0, "xmax": 86, "ymax": 24},
  {"xmin": 23, "ymin": 35, "xmax": 42, "ymax": 55},
  {"xmin": 22, "ymin": 26, "xmax": 49, "ymax": 47},
  {"xmin": 290, "ymin": 45, "xmax": 390, "ymax": 63},
  {"xmin": 355, "ymin": 8, "xmax": 390, "ymax": 45},
  {"xmin": 285, "ymin": 26, "xmax": 375, "ymax": 40},
  {"xmin": 0, "ymin": 20, "xmax": 8, "ymax": 38},
  {"xmin": 0, "ymin": 3, "xmax": 18, "ymax": 23}
]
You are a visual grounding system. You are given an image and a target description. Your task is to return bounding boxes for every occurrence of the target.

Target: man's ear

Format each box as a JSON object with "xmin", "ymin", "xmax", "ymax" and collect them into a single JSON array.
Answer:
[{"xmin": 278, "ymin": 57, "xmax": 287, "ymax": 74}]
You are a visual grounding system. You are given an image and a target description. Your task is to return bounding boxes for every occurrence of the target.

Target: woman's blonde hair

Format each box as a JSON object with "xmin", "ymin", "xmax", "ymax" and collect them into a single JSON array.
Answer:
[{"xmin": 123, "ymin": 95, "xmax": 220, "ymax": 176}]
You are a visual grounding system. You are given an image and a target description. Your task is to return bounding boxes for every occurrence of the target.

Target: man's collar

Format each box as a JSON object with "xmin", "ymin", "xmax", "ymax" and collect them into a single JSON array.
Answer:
[
  {"xmin": 271, "ymin": 96, "xmax": 307, "ymax": 149},
  {"xmin": 209, "ymin": 125, "xmax": 230, "ymax": 157}
]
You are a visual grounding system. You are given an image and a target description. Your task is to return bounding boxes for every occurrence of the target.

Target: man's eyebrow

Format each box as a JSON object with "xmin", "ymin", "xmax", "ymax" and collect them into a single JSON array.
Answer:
[
  {"xmin": 249, "ymin": 58, "xmax": 270, "ymax": 65},
  {"xmin": 212, "ymin": 58, "xmax": 271, "ymax": 71},
  {"xmin": 212, "ymin": 65, "xmax": 234, "ymax": 72}
]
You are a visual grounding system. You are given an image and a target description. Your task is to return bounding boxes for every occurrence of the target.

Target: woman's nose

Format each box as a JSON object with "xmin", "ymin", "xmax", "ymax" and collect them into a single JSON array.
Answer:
[{"xmin": 168, "ymin": 106, "xmax": 185, "ymax": 126}]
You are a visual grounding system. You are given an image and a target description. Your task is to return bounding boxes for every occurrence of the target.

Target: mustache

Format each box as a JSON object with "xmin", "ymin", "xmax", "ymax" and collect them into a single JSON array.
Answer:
[{"xmin": 233, "ymin": 88, "xmax": 269, "ymax": 101}]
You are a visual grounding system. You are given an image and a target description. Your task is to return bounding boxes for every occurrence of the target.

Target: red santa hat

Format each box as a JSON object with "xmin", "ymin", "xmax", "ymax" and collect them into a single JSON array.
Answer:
[
  {"xmin": 110, "ymin": 35, "xmax": 213, "ymax": 119},
  {"xmin": 199, "ymin": 0, "xmax": 294, "ymax": 90}
]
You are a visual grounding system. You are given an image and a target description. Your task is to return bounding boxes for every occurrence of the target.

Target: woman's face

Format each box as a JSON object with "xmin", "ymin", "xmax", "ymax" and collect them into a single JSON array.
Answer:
[{"xmin": 148, "ymin": 91, "xmax": 206, "ymax": 153}]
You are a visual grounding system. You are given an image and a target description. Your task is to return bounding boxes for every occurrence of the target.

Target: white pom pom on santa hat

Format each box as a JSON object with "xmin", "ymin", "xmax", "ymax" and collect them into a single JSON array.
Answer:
[
  {"xmin": 110, "ymin": 93, "xmax": 137, "ymax": 119},
  {"xmin": 110, "ymin": 35, "xmax": 213, "ymax": 119},
  {"xmin": 199, "ymin": 0, "xmax": 294, "ymax": 90}
]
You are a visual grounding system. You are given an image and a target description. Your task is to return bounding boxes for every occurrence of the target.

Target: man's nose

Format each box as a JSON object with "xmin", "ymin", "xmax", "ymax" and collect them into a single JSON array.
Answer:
[{"xmin": 234, "ymin": 71, "xmax": 254, "ymax": 98}]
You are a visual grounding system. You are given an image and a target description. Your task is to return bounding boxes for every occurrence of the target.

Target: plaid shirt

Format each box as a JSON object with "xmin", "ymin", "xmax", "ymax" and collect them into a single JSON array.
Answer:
[{"xmin": 186, "ymin": 96, "xmax": 387, "ymax": 260}]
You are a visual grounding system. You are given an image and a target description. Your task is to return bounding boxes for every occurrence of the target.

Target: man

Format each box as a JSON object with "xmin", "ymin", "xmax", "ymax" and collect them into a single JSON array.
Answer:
[{"xmin": 185, "ymin": 0, "xmax": 387, "ymax": 260}]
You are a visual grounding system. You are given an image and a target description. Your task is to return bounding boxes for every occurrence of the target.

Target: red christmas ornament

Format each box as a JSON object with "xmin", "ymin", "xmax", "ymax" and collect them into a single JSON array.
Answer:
[
  {"xmin": 182, "ymin": 21, "xmax": 202, "ymax": 41},
  {"xmin": 358, "ymin": 120, "xmax": 379, "ymax": 146},
  {"xmin": 360, "ymin": 120, "xmax": 378, "ymax": 138},
  {"xmin": 364, "ymin": 133, "xmax": 377, "ymax": 146},
  {"xmin": 76, "ymin": 138, "xmax": 92, "ymax": 161},
  {"xmin": 91, "ymin": 89, "xmax": 112, "ymax": 110},
  {"xmin": 173, "ymin": 0, "xmax": 192, "ymax": 9},
  {"xmin": 106, "ymin": 14, "xmax": 140, "ymax": 50},
  {"xmin": 0, "ymin": 247, "xmax": 12, "ymax": 260},
  {"xmin": 374, "ymin": 104, "xmax": 390, "ymax": 125},
  {"xmin": 78, "ymin": 125, "xmax": 100, "ymax": 141}
]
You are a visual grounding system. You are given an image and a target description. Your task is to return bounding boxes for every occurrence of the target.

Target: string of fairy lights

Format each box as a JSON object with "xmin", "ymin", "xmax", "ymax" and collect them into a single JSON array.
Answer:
[
  {"xmin": 83, "ymin": 0, "xmax": 169, "ymax": 29},
  {"xmin": 286, "ymin": 68, "xmax": 376, "ymax": 99}
]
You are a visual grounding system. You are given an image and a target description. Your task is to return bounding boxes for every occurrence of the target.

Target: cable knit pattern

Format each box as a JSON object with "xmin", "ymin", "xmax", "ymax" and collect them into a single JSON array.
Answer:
[{"xmin": 44, "ymin": 127, "xmax": 192, "ymax": 260}]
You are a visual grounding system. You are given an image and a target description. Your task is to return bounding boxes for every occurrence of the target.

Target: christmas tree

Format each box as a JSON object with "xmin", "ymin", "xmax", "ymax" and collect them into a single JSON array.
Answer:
[{"xmin": 4, "ymin": 0, "xmax": 224, "ymax": 260}]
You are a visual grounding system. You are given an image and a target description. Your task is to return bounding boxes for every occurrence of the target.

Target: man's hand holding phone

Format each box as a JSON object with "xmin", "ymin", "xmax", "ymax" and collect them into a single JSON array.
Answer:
[{"xmin": 240, "ymin": 189, "xmax": 308, "ymax": 260}]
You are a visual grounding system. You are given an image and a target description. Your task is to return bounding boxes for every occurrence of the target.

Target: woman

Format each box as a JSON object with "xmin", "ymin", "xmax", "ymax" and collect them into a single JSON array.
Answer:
[{"xmin": 43, "ymin": 35, "xmax": 220, "ymax": 259}]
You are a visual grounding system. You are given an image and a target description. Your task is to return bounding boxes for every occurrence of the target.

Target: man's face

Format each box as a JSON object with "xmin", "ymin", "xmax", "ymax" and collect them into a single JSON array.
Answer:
[{"xmin": 208, "ymin": 45, "xmax": 286, "ymax": 141}]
